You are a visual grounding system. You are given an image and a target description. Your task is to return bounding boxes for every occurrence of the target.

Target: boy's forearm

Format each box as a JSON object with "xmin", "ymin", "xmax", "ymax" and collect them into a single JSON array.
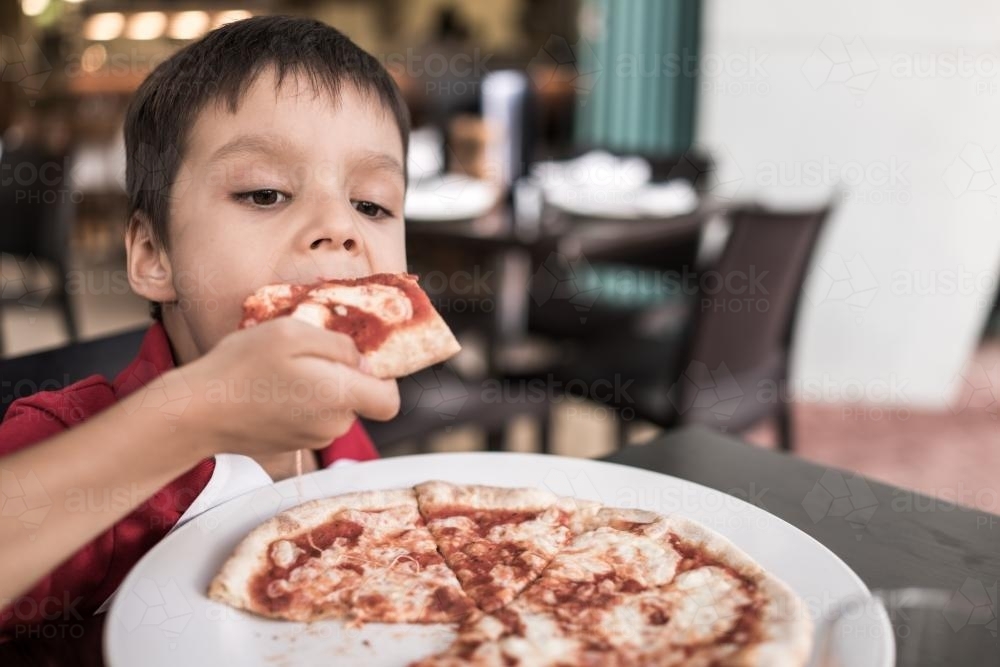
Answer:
[{"xmin": 0, "ymin": 369, "xmax": 217, "ymax": 603}]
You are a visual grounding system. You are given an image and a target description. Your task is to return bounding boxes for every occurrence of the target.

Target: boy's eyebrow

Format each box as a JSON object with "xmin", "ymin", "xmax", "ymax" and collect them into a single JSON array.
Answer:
[
  {"xmin": 352, "ymin": 151, "xmax": 405, "ymax": 180},
  {"xmin": 208, "ymin": 133, "xmax": 301, "ymax": 163},
  {"xmin": 207, "ymin": 137, "xmax": 404, "ymax": 180}
]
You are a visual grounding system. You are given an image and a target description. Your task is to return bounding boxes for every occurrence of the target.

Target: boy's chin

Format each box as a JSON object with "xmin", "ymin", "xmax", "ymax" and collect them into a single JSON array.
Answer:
[{"xmin": 161, "ymin": 306, "xmax": 239, "ymax": 360}]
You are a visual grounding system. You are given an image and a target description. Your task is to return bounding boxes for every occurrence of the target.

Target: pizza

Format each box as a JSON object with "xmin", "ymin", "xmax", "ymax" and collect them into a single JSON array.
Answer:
[
  {"xmin": 208, "ymin": 482, "xmax": 813, "ymax": 666},
  {"xmin": 208, "ymin": 488, "xmax": 476, "ymax": 624},
  {"xmin": 240, "ymin": 273, "xmax": 461, "ymax": 379},
  {"xmin": 414, "ymin": 481, "xmax": 598, "ymax": 613},
  {"xmin": 414, "ymin": 508, "xmax": 810, "ymax": 666}
]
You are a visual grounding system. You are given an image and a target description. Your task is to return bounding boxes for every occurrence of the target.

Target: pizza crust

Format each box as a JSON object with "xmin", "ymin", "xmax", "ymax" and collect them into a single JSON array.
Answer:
[
  {"xmin": 207, "ymin": 489, "xmax": 417, "ymax": 614},
  {"xmin": 652, "ymin": 513, "xmax": 814, "ymax": 667},
  {"xmin": 416, "ymin": 481, "xmax": 561, "ymax": 512},
  {"xmin": 362, "ymin": 314, "xmax": 461, "ymax": 380}
]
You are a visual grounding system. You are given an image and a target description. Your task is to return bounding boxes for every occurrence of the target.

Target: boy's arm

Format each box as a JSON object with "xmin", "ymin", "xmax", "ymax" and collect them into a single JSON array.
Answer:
[
  {"xmin": 0, "ymin": 370, "xmax": 213, "ymax": 608},
  {"xmin": 0, "ymin": 319, "xmax": 398, "ymax": 619}
]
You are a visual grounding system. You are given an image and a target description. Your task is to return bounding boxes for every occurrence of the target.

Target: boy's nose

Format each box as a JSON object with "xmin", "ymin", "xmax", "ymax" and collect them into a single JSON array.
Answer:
[
  {"xmin": 301, "ymin": 203, "xmax": 364, "ymax": 256},
  {"xmin": 309, "ymin": 236, "xmax": 357, "ymax": 253}
]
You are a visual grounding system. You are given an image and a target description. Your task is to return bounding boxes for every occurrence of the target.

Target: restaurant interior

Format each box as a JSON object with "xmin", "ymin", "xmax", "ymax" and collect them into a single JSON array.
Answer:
[
  {"xmin": 1, "ymin": 0, "xmax": 999, "ymax": 663},
  {"xmin": 3, "ymin": 0, "xmax": 998, "ymax": 505}
]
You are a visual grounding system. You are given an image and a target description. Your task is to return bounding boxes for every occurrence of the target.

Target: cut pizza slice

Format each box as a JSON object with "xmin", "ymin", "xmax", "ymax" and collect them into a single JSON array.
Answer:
[
  {"xmin": 413, "ymin": 508, "xmax": 812, "ymax": 667},
  {"xmin": 240, "ymin": 273, "xmax": 461, "ymax": 379},
  {"xmin": 410, "ymin": 507, "xmax": 679, "ymax": 666},
  {"xmin": 414, "ymin": 481, "xmax": 599, "ymax": 614},
  {"xmin": 208, "ymin": 488, "xmax": 476, "ymax": 625}
]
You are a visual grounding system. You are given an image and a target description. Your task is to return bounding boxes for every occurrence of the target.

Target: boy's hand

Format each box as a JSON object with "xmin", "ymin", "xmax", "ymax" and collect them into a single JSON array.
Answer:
[{"xmin": 176, "ymin": 318, "xmax": 400, "ymax": 458}]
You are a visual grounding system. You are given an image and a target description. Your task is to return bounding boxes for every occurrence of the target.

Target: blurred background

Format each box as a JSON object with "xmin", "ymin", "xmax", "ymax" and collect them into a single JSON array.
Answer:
[{"xmin": 1, "ymin": 1, "xmax": 998, "ymax": 510}]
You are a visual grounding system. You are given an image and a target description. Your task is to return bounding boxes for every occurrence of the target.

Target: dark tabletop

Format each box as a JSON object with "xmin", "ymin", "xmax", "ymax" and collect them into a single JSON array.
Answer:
[
  {"xmin": 405, "ymin": 203, "xmax": 712, "ymax": 258},
  {"xmin": 605, "ymin": 425, "xmax": 1000, "ymax": 592}
]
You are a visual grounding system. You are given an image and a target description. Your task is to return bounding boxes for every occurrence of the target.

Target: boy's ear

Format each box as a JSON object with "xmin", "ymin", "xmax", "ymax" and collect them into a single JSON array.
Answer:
[{"xmin": 126, "ymin": 212, "xmax": 177, "ymax": 303}]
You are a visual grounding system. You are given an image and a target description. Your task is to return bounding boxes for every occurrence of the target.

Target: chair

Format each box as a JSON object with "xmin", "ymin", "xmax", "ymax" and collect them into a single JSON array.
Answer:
[
  {"xmin": 0, "ymin": 143, "xmax": 79, "ymax": 354},
  {"xmin": 543, "ymin": 203, "xmax": 832, "ymax": 451},
  {"xmin": 0, "ymin": 327, "xmax": 147, "ymax": 420},
  {"xmin": 361, "ymin": 363, "xmax": 551, "ymax": 454}
]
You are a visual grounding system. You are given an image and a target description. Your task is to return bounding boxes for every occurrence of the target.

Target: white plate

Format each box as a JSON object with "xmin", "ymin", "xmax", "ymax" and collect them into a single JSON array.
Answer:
[
  {"xmin": 544, "ymin": 181, "xmax": 699, "ymax": 220},
  {"xmin": 404, "ymin": 175, "xmax": 499, "ymax": 222},
  {"xmin": 105, "ymin": 453, "xmax": 894, "ymax": 667}
]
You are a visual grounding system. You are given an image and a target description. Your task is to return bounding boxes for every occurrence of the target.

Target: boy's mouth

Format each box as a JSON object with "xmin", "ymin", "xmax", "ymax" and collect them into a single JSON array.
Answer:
[
  {"xmin": 314, "ymin": 272, "xmax": 375, "ymax": 284},
  {"xmin": 285, "ymin": 272, "xmax": 379, "ymax": 287}
]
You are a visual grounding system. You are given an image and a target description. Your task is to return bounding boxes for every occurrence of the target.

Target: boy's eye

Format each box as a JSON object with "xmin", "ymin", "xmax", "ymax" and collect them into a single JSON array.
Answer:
[
  {"xmin": 234, "ymin": 189, "xmax": 289, "ymax": 207},
  {"xmin": 353, "ymin": 200, "xmax": 391, "ymax": 219}
]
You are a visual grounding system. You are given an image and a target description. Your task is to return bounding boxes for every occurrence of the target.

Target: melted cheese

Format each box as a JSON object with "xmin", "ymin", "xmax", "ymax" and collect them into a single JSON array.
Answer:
[
  {"xmin": 544, "ymin": 527, "xmax": 679, "ymax": 588},
  {"xmin": 268, "ymin": 504, "xmax": 471, "ymax": 623},
  {"xmin": 269, "ymin": 540, "xmax": 304, "ymax": 569},
  {"xmin": 658, "ymin": 566, "xmax": 749, "ymax": 644},
  {"xmin": 308, "ymin": 284, "xmax": 412, "ymax": 323},
  {"xmin": 290, "ymin": 302, "xmax": 332, "ymax": 329}
]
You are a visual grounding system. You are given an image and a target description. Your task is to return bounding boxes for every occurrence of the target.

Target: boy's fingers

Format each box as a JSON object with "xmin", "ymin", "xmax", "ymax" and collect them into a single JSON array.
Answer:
[
  {"xmin": 299, "ymin": 359, "xmax": 401, "ymax": 421},
  {"xmin": 256, "ymin": 318, "xmax": 362, "ymax": 367}
]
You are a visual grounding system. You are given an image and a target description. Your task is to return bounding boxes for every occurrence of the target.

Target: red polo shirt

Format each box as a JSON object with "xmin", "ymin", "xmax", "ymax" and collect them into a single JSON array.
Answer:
[{"xmin": 0, "ymin": 323, "xmax": 377, "ymax": 636}]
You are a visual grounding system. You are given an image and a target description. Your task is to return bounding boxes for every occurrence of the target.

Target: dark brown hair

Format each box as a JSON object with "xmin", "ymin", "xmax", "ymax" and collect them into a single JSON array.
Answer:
[{"xmin": 124, "ymin": 14, "xmax": 410, "ymax": 246}]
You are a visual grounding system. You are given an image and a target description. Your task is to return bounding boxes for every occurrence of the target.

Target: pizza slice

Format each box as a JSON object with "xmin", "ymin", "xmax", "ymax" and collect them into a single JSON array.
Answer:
[
  {"xmin": 240, "ymin": 273, "xmax": 461, "ymax": 379},
  {"xmin": 413, "ymin": 508, "xmax": 811, "ymax": 667},
  {"xmin": 208, "ymin": 488, "xmax": 476, "ymax": 625},
  {"xmin": 413, "ymin": 481, "xmax": 599, "ymax": 614},
  {"xmin": 410, "ymin": 507, "xmax": 677, "ymax": 666}
]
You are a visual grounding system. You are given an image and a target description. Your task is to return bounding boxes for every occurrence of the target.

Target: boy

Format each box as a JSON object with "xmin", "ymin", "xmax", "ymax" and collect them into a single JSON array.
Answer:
[{"xmin": 0, "ymin": 16, "xmax": 408, "ymax": 633}]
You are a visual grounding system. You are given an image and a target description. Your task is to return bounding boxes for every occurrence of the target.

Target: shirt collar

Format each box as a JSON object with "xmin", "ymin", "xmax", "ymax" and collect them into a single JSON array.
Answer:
[{"xmin": 112, "ymin": 322, "xmax": 178, "ymax": 400}]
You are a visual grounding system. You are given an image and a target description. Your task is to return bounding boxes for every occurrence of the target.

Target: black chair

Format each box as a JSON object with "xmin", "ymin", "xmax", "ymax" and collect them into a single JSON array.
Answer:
[
  {"xmin": 0, "ymin": 327, "xmax": 147, "ymax": 420},
  {"xmin": 0, "ymin": 143, "xmax": 79, "ymax": 354},
  {"xmin": 362, "ymin": 352, "xmax": 551, "ymax": 454},
  {"xmin": 539, "ymin": 203, "xmax": 832, "ymax": 451},
  {"xmin": 521, "ymin": 153, "xmax": 712, "ymax": 342}
]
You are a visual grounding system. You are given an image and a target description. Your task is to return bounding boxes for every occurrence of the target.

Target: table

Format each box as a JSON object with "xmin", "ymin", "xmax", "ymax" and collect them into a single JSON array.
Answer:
[
  {"xmin": 606, "ymin": 426, "xmax": 1000, "ymax": 593},
  {"xmin": 405, "ymin": 203, "xmax": 712, "ymax": 258},
  {"xmin": 405, "ymin": 204, "xmax": 713, "ymax": 364},
  {"xmin": 10, "ymin": 424, "xmax": 995, "ymax": 665}
]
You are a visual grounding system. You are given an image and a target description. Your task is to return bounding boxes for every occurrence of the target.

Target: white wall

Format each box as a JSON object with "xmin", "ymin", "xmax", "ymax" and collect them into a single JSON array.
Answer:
[{"xmin": 697, "ymin": 0, "xmax": 1000, "ymax": 408}]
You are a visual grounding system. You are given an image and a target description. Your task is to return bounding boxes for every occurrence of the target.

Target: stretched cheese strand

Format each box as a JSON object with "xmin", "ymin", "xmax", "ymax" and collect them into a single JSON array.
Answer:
[{"xmin": 295, "ymin": 449, "xmax": 304, "ymax": 496}]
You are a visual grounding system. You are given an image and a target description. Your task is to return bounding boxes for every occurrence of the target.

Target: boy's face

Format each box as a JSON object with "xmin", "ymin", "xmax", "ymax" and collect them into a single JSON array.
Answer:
[{"xmin": 131, "ymin": 69, "xmax": 407, "ymax": 363}]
